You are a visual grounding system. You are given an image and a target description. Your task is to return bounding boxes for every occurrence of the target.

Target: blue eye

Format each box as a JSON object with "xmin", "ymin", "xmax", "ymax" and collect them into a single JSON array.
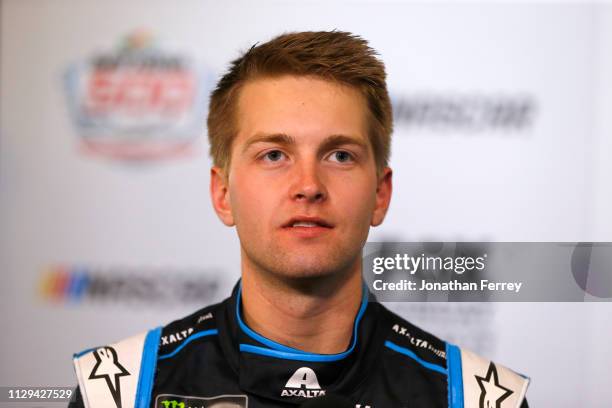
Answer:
[
  {"xmin": 262, "ymin": 150, "xmax": 285, "ymax": 162},
  {"xmin": 329, "ymin": 150, "xmax": 354, "ymax": 163}
]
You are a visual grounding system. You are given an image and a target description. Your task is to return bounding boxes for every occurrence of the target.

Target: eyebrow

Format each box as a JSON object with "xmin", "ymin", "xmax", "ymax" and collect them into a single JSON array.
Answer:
[
  {"xmin": 242, "ymin": 133, "xmax": 296, "ymax": 154},
  {"xmin": 241, "ymin": 133, "xmax": 369, "ymax": 154},
  {"xmin": 319, "ymin": 134, "xmax": 369, "ymax": 153}
]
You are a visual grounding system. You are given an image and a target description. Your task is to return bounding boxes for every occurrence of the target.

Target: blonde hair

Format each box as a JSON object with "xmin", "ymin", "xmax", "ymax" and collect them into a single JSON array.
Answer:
[{"xmin": 207, "ymin": 31, "xmax": 393, "ymax": 173}]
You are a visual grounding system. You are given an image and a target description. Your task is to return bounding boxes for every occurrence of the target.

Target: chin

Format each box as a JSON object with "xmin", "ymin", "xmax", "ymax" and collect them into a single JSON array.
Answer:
[
  {"xmin": 277, "ymin": 266, "xmax": 337, "ymax": 280},
  {"xmin": 243, "ymin": 241, "xmax": 362, "ymax": 284},
  {"xmin": 268, "ymin": 253, "xmax": 359, "ymax": 283}
]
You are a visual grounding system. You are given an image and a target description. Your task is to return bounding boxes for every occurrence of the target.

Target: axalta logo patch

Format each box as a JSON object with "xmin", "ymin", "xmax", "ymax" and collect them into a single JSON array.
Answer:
[
  {"xmin": 392, "ymin": 324, "xmax": 446, "ymax": 359},
  {"xmin": 161, "ymin": 327, "xmax": 194, "ymax": 346},
  {"xmin": 281, "ymin": 367, "xmax": 326, "ymax": 398}
]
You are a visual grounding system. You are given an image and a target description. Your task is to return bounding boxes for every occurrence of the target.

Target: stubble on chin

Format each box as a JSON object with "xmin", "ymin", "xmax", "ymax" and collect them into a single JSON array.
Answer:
[{"xmin": 242, "ymin": 239, "xmax": 362, "ymax": 288}]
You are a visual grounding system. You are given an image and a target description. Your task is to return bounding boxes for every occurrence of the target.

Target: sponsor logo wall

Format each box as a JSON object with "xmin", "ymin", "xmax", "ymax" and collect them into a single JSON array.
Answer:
[
  {"xmin": 39, "ymin": 265, "xmax": 220, "ymax": 305},
  {"xmin": 1, "ymin": 1, "xmax": 610, "ymax": 406},
  {"xmin": 64, "ymin": 30, "xmax": 213, "ymax": 161}
]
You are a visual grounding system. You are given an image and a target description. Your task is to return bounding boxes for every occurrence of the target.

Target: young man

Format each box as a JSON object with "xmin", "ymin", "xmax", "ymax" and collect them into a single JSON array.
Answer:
[{"xmin": 70, "ymin": 31, "xmax": 529, "ymax": 408}]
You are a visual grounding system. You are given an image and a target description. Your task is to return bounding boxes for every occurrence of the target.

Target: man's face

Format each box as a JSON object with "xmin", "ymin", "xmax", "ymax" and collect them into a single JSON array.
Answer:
[{"xmin": 211, "ymin": 75, "xmax": 392, "ymax": 280}]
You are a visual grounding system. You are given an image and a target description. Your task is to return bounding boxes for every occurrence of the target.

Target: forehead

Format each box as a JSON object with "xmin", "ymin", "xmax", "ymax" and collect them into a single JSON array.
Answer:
[{"xmin": 234, "ymin": 75, "xmax": 368, "ymax": 144}]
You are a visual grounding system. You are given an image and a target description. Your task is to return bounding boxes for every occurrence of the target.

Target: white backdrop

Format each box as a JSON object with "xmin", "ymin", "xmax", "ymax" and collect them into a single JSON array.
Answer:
[{"xmin": 1, "ymin": 1, "xmax": 611, "ymax": 407}]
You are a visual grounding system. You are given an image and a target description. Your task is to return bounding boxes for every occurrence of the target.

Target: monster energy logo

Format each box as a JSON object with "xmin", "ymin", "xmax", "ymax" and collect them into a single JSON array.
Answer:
[
  {"xmin": 156, "ymin": 394, "xmax": 247, "ymax": 408},
  {"xmin": 160, "ymin": 401, "xmax": 185, "ymax": 408}
]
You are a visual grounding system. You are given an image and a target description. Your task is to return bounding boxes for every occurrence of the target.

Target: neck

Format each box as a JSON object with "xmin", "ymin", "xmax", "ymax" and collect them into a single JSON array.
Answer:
[{"xmin": 240, "ymin": 256, "xmax": 363, "ymax": 354}]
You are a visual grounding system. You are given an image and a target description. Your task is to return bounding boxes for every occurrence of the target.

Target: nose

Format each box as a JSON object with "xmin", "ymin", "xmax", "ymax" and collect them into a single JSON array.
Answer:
[{"xmin": 289, "ymin": 160, "xmax": 328, "ymax": 203}]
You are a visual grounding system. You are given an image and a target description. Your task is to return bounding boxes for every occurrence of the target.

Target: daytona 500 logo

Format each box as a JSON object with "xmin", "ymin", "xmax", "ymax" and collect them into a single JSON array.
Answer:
[{"xmin": 64, "ymin": 30, "xmax": 213, "ymax": 161}]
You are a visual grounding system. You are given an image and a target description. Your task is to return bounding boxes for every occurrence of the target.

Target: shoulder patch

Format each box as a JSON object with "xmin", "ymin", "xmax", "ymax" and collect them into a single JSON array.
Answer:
[
  {"xmin": 73, "ymin": 328, "xmax": 162, "ymax": 408},
  {"xmin": 381, "ymin": 305, "xmax": 448, "ymax": 371},
  {"xmin": 390, "ymin": 322, "xmax": 447, "ymax": 360},
  {"xmin": 158, "ymin": 303, "xmax": 220, "ymax": 358},
  {"xmin": 448, "ymin": 345, "xmax": 529, "ymax": 408}
]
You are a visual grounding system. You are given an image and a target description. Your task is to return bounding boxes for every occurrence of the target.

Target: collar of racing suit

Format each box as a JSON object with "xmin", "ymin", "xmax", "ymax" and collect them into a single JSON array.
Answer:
[{"xmin": 215, "ymin": 280, "xmax": 389, "ymax": 404}]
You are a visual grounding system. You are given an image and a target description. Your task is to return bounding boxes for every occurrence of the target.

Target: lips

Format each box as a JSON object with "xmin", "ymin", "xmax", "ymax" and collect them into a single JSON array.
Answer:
[{"xmin": 282, "ymin": 216, "xmax": 334, "ymax": 229}]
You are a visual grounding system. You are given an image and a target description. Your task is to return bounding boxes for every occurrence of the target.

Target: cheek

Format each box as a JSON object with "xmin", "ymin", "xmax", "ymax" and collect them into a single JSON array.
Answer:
[
  {"xmin": 333, "ymin": 175, "xmax": 378, "ymax": 224},
  {"xmin": 229, "ymin": 173, "xmax": 276, "ymax": 227}
]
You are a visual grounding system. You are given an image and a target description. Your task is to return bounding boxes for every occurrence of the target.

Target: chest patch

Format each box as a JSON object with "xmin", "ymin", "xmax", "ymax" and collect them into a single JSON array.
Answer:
[{"xmin": 155, "ymin": 394, "xmax": 248, "ymax": 408}]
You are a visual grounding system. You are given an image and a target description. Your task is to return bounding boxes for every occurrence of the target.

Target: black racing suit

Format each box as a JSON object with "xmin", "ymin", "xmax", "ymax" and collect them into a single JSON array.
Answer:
[{"xmin": 69, "ymin": 282, "xmax": 529, "ymax": 408}]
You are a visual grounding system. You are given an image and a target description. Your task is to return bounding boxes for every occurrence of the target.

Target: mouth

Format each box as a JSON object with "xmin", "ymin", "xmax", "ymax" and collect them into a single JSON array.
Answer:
[
  {"xmin": 281, "ymin": 217, "xmax": 334, "ymax": 238},
  {"xmin": 282, "ymin": 217, "xmax": 334, "ymax": 229}
]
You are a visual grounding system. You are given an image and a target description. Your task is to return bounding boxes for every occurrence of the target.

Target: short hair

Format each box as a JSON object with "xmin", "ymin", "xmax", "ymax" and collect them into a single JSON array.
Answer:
[{"xmin": 207, "ymin": 31, "xmax": 393, "ymax": 174}]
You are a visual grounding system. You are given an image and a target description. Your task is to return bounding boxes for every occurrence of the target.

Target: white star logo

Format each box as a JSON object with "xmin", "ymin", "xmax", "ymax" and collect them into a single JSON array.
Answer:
[
  {"xmin": 88, "ymin": 346, "xmax": 130, "ymax": 408},
  {"xmin": 475, "ymin": 362, "xmax": 513, "ymax": 408}
]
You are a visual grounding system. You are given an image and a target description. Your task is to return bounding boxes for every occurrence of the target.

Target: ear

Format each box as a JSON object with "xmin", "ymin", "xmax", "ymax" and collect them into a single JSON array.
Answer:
[
  {"xmin": 371, "ymin": 167, "xmax": 393, "ymax": 227},
  {"xmin": 210, "ymin": 166, "xmax": 235, "ymax": 226}
]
